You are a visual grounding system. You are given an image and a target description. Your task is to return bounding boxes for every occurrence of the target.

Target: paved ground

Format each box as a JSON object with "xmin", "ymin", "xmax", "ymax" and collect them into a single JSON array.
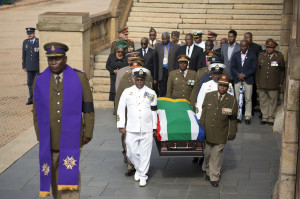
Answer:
[
  {"xmin": 0, "ymin": 109, "xmax": 281, "ymax": 199},
  {"xmin": 0, "ymin": 0, "xmax": 111, "ymax": 148}
]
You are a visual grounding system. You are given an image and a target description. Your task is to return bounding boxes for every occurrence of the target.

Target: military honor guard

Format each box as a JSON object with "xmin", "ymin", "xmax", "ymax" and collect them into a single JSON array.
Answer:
[
  {"xmin": 193, "ymin": 30, "xmax": 205, "ymax": 49},
  {"xmin": 33, "ymin": 42, "xmax": 95, "ymax": 198},
  {"xmin": 148, "ymin": 27, "xmax": 161, "ymax": 49},
  {"xmin": 200, "ymin": 75, "xmax": 238, "ymax": 187},
  {"xmin": 166, "ymin": 55, "xmax": 199, "ymax": 106},
  {"xmin": 195, "ymin": 63, "xmax": 234, "ymax": 120},
  {"xmin": 256, "ymin": 39, "xmax": 285, "ymax": 125},
  {"xmin": 111, "ymin": 27, "xmax": 135, "ymax": 54},
  {"xmin": 22, "ymin": 27, "xmax": 39, "ymax": 105},
  {"xmin": 117, "ymin": 68, "xmax": 157, "ymax": 187},
  {"xmin": 207, "ymin": 30, "xmax": 220, "ymax": 50}
]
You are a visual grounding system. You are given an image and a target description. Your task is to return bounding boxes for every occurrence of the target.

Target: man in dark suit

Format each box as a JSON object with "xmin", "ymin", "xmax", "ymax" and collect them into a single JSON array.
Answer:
[
  {"xmin": 155, "ymin": 32, "xmax": 179, "ymax": 97},
  {"xmin": 137, "ymin": 37, "xmax": 158, "ymax": 85},
  {"xmin": 221, "ymin": 30, "xmax": 240, "ymax": 75},
  {"xmin": 231, "ymin": 40, "xmax": 257, "ymax": 124},
  {"xmin": 22, "ymin": 27, "xmax": 39, "ymax": 105},
  {"xmin": 176, "ymin": 33, "xmax": 205, "ymax": 72}
]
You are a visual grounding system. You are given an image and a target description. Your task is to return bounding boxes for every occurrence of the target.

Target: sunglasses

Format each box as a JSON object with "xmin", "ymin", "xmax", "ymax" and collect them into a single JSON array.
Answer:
[
  {"xmin": 117, "ymin": 51, "xmax": 124, "ymax": 53},
  {"xmin": 135, "ymin": 78, "xmax": 145, "ymax": 82}
]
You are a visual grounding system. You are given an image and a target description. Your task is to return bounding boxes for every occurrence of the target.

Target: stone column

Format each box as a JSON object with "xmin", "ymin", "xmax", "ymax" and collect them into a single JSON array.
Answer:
[{"xmin": 37, "ymin": 12, "xmax": 91, "ymax": 77}]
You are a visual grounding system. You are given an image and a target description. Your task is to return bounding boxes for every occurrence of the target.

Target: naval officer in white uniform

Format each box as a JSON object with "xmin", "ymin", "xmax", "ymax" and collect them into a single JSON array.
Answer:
[
  {"xmin": 117, "ymin": 67, "xmax": 157, "ymax": 187},
  {"xmin": 196, "ymin": 63, "xmax": 234, "ymax": 120}
]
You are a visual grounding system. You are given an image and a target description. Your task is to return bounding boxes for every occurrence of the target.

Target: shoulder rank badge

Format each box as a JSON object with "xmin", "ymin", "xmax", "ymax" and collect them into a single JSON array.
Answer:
[{"xmin": 222, "ymin": 108, "xmax": 232, "ymax": 115}]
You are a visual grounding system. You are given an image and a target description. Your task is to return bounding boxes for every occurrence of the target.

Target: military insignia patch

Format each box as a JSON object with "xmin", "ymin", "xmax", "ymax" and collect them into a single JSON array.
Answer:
[
  {"xmin": 42, "ymin": 163, "xmax": 50, "ymax": 176},
  {"xmin": 117, "ymin": 115, "xmax": 120, "ymax": 121},
  {"xmin": 51, "ymin": 45, "xmax": 55, "ymax": 52},
  {"xmin": 222, "ymin": 108, "xmax": 232, "ymax": 115},
  {"xmin": 63, "ymin": 156, "xmax": 77, "ymax": 169}
]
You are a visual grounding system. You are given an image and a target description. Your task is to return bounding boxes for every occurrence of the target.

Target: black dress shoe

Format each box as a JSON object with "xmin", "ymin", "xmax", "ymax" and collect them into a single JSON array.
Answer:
[
  {"xmin": 192, "ymin": 157, "xmax": 199, "ymax": 163},
  {"xmin": 268, "ymin": 122, "xmax": 274, "ymax": 126},
  {"xmin": 245, "ymin": 119, "xmax": 251, "ymax": 125},
  {"xmin": 205, "ymin": 175, "xmax": 210, "ymax": 181},
  {"xmin": 260, "ymin": 121, "xmax": 268, "ymax": 125},
  {"xmin": 210, "ymin": 181, "xmax": 218, "ymax": 187},
  {"xmin": 26, "ymin": 101, "xmax": 33, "ymax": 105},
  {"xmin": 125, "ymin": 169, "xmax": 136, "ymax": 176}
]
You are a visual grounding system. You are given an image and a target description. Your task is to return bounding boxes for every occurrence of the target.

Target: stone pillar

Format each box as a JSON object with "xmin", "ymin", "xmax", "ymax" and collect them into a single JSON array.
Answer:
[{"xmin": 37, "ymin": 12, "xmax": 91, "ymax": 77}]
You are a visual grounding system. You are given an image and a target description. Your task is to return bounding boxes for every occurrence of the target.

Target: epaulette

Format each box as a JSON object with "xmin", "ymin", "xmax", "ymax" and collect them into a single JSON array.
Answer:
[{"xmin": 73, "ymin": 68, "xmax": 85, "ymax": 73}]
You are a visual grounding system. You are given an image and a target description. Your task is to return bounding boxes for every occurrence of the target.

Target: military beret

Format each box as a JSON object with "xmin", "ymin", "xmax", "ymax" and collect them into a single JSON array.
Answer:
[
  {"xmin": 44, "ymin": 42, "xmax": 69, "ymax": 57},
  {"xmin": 118, "ymin": 27, "xmax": 128, "ymax": 35},
  {"xmin": 26, "ymin": 27, "xmax": 35, "ymax": 34},
  {"xmin": 218, "ymin": 74, "xmax": 231, "ymax": 85},
  {"xmin": 177, "ymin": 55, "xmax": 190, "ymax": 62},
  {"xmin": 265, "ymin": 38, "xmax": 278, "ymax": 48},
  {"xmin": 192, "ymin": 30, "xmax": 203, "ymax": 38},
  {"xmin": 209, "ymin": 63, "xmax": 225, "ymax": 74},
  {"xmin": 208, "ymin": 30, "xmax": 218, "ymax": 38},
  {"xmin": 132, "ymin": 68, "xmax": 148, "ymax": 78},
  {"xmin": 171, "ymin": 31, "xmax": 180, "ymax": 37},
  {"xmin": 115, "ymin": 40, "xmax": 127, "ymax": 50}
]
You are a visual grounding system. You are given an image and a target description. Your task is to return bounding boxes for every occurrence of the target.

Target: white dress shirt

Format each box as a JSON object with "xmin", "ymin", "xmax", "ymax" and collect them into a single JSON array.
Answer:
[{"xmin": 117, "ymin": 85, "xmax": 157, "ymax": 132}]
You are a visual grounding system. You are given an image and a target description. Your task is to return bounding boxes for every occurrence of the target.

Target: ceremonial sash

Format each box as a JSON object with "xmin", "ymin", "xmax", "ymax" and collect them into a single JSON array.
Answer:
[{"xmin": 34, "ymin": 65, "xmax": 82, "ymax": 197}]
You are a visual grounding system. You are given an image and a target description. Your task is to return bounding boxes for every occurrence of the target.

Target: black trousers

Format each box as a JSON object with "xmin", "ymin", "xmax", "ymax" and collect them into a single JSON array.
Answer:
[
  {"xmin": 159, "ymin": 68, "xmax": 168, "ymax": 97},
  {"xmin": 27, "ymin": 70, "xmax": 39, "ymax": 103}
]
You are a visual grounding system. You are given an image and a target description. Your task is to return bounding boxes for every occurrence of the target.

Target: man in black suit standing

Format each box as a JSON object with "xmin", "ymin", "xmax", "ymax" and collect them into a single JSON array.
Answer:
[
  {"xmin": 177, "ymin": 33, "xmax": 206, "ymax": 72},
  {"xmin": 155, "ymin": 32, "xmax": 179, "ymax": 97},
  {"xmin": 231, "ymin": 40, "xmax": 257, "ymax": 124},
  {"xmin": 137, "ymin": 37, "xmax": 158, "ymax": 87}
]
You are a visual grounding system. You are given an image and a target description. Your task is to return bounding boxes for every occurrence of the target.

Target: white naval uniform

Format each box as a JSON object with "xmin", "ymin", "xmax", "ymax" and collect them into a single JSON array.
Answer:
[
  {"xmin": 195, "ymin": 79, "xmax": 234, "ymax": 119},
  {"xmin": 117, "ymin": 85, "xmax": 157, "ymax": 180}
]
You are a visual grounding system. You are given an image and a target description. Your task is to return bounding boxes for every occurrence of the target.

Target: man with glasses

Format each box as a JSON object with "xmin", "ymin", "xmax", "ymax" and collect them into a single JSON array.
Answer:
[
  {"xmin": 137, "ymin": 37, "xmax": 158, "ymax": 90},
  {"xmin": 117, "ymin": 68, "xmax": 157, "ymax": 187},
  {"xmin": 148, "ymin": 27, "xmax": 161, "ymax": 49}
]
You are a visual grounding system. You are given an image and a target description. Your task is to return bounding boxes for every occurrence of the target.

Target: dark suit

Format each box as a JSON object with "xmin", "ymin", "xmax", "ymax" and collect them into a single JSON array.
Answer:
[
  {"xmin": 221, "ymin": 43, "xmax": 240, "ymax": 75},
  {"xmin": 231, "ymin": 50, "xmax": 257, "ymax": 85},
  {"xmin": 137, "ymin": 47, "xmax": 158, "ymax": 80},
  {"xmin": 22, "ymin": 37, "xmax": 40, "ymax": 103},
  {"xmin": 176, "ymin": 45, "xmax": 205, "ymax": 71},
  {"xmin": 155, "ymin": 42, "xmax": 179, "ymax": 97}
]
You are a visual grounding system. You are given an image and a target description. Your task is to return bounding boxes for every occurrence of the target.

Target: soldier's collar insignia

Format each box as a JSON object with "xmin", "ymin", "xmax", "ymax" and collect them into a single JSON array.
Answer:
[
  {"xmin": 51, "ymin": 45, "xmax": 55, "ymax": 52},
  {"xmin": 63, "ymin": 156, "xmax": 77, "ymax": 169}
]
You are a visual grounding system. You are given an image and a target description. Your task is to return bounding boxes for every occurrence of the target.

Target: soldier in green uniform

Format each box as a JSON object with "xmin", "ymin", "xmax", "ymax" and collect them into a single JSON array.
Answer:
[
  {"xmin": 111, "ymin": 27, "xmax": 135, "ymax": 54},
  {"xmin": 200, "ymin": 74, "xmax": 238, "ymax": 187},
  {"xmin": 166, "ymin": 55, "xmax": 199, "ymax": 105},
  {"xmin": 114, "ymin": 58, "xmax": 153, "ymax": 177},
  {"xmin": 256, "ymin": 38, "xmax": 285, "ymax": 125},
  {"xmin": 33, "ymin": 42, "xmax": 94, "ymax": 199}
]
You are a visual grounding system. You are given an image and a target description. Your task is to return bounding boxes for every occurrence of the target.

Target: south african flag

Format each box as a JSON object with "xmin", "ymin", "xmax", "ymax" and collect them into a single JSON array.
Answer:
[{"xmin": 157, "ymin": 97, "xmax": 205, "ymax": 141}]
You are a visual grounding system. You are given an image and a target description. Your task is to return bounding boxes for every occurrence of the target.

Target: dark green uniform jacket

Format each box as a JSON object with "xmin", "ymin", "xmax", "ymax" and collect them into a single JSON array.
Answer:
[
  {"xmin": 200, "ymin": 91, "xmax": 238, "ymax": 144},
  {"xmin": 33, "ymin": 69, "xmax": 95, "ymax": 150}
]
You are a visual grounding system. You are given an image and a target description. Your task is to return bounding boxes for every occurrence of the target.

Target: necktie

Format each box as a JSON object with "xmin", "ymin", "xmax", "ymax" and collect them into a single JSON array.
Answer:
[
  {"xmin": 56, "ymin": 76, "xmax": 61, "ymax": 88},
  {"xmin": 218, "ymin": 95, "xmax": 222, "ymax": 103}
]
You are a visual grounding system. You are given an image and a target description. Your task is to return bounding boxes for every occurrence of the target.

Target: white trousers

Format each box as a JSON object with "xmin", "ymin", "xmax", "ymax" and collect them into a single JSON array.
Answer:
[{"xmin": 125, "ymin": 131, "xmax": 153, "ymax": 180}]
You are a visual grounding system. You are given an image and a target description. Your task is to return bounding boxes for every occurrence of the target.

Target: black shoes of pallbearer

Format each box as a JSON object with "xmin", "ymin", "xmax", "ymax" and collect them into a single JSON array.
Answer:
[{"xmin": 125, "ymin": 169, "xmax": 136, "ymax": 176}]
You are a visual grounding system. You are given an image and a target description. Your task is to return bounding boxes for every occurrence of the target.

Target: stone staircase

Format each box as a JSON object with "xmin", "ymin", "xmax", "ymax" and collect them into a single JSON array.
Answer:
[{"xmin": 126, "ymin": 0, "xmax": 283, "ymax": 45}]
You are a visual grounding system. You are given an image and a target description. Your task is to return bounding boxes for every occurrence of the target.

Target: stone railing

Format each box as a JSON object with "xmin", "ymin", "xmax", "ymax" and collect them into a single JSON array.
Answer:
[{"xmin": 36, "ymin": 0, "xmax": 133, "ymax": 79}]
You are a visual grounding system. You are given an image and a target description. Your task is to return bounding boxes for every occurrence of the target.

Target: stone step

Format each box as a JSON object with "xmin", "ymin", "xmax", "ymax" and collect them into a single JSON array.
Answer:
[
  {"xmin": 93, "ymin": 84, "xmax": 110, "ymax": 93},
  {"xmin": 94, "ymin": 62, "xmax": 106, "ymax": 70},
  {"xmin": 91, "ymin": 77, "xmax": 110, "ymax": 85},
  {"xmin": 129, "ymin": 12, "xmax": 180, "ymax": 18},
  {"xmin": 94, "ymin": 69, "xmax": 110, "ymax": 77},
  {"xmin": 95, "ymin": 54, "xmax": 109, "ymax": 62},
  {"xmin": 126, "ymin": 21, "xmax": 178, "ymax": 29},
  {"xmin": 94, "ymin": 101, "xmax": 114, "ymax": 109},
  {"xmin": 93, "ymin": 92, "xmax": 109, "ymax": 101},
  {"xmin": 128, "ymin": 16, "xmax": 183, "ymax": 23}
]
